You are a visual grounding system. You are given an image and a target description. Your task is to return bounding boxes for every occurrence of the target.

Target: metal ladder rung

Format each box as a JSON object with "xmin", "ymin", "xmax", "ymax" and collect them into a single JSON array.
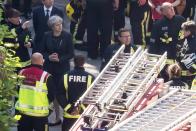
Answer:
[
  {"xmin": 122, "ymin": 52, "xmax": 131, "ymax": 54},
  {"xmin": 94, "ymin": 83, "xmax": 105, "ymax": 86},
  {"xmin": 102, "ymin": 73, "xmax": 116, "ymax": 77},
  {"xmin": 114, "ymin": 58, "xmax": 127, "ymax": 61},
  {"xmin": 92, "ymin": 87, "xmax": 103, "ymax": 90},
  {"xmin": 139, "ymin": 59, "xmax": 159, "ymax": 63},
  {"xmin": 84, "ymin": 96, "xmax": 100, "ymax": 100},
  {"xmin": 83, "ymin": 100, "xmax": 97, "ymax": 104},
  {"xmin": 123, "ymin": 88, "xmax": 142, "ymax": 94},
  {"xmin": 109, "ymin": 65, "xmax": 123, "ymax": 68},
  {"xmin": 96, "ymin": 117, "xmax": 119, "ymax": 122},
  {"xmin": 116, "ymin": 55, "xmax": 129, "ymax": 59},
  {"xmin": 137, "ymin": 64, "xmax": 156, "ymax": 70},
  {"xmin": 131, "ymin": 72, "xmax": 148, "ymax": 77},
  {"xmin": 126, "ymin": 82, "xmax": 140, "ymax": 86},
  {"xmin": 99, "ymin": 77, "xmax": 113, "ymax": 81},
  {"xmin": 134, "ymin": 69, "xmax": 150, "ymax": 74},
  {"xmin": 127, "ymin": 79, "xmax": 143, "ymax": 84},
  {"xmin": 98, "ymin": 81, "xmax": 110, "ymax": 84},
  {"xmin": 104, "ymin": 71, "xmax": 118, "ymax": 75},
  {"xmin": 110, "ymin": 97, "xmax": 128, "ymax": 102},
  {"xmin": 90, "ymin": 91, "xmax": 103, "ymax": 94},
  {"xmin": 106, "ymin": 106, "xmax": 128, "ymax": 112},
  {"xmin": 145, "ymin": 53, "xmax": 163, "ymax": 57},
  {"xmin": 102, "ymin": 112, "xmax": 122, "ymax": 116},
  {"xmin": 107, "ymin": 104, "xmax": 127, "ymax": 110},
  {"xmin": 130, "ymin": 73, "xmax": 146, "ymax": 78},
  {"xmin": 135, "ymin": 66, "xmax": 152, "ymax": 72},
  {"xmin": 108, "ymin": 69, "xmax": 121, "ymax": 72},
  {"xmin": 140, "ymin": 57, "xmax": 157, "ymax": 61},
  {"xmin": 90, "ymin": 91, "xmax": 102, "ymax": 95},
  {"xmin": 115, "ymin": 54, "xmax": 128, "ymax": 57},
  {"xmin": 113, "ymin": 60, "xmax": 127, "ymax": 64},
  {"xmin": 100, "ymin": 113, "xmax": 122, "ymax": 120}
]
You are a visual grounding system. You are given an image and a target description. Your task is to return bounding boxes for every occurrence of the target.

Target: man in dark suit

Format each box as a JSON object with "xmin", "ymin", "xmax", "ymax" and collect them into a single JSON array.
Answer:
[{"xmin": 32, "ymin": 0, "xmax": 64, "ymax": 53}]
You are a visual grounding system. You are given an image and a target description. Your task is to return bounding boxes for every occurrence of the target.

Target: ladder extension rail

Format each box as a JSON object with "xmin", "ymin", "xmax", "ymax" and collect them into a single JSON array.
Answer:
[
  {"xmin": 124, "ymin": 51, "xmax": 167, "ymax": 109},
  {"xmin": 139, "ymin": 92, "xmax": 195, "ymax": 130},
  {"xmin": 110, "ymin": 89, "xmax": 196, "ymax": 131},
  {"xmin": 97, "ymin": 49, "xmax": 147, "ymax": 107},
  {"xmin": 78, "ymin": 45, "xmax": 142, "ymax": 104},
  {"xmin": 84, "ymin": 51, "xmax": 167, "ymax": 129},
  {"xmin": 119, "ymin": 52, "xmax": 167, "ymax": 121}
]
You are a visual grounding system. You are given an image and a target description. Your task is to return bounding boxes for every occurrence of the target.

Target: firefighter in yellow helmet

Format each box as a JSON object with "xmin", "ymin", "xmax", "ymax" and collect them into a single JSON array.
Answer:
[
  {"xmin": 66, "ymin": 0, "xmax": 88, "ymax": 51},
  {"xmin": 15, "ymin": 53, "xmax": 55, "ymax": 131},
  {"xmin": 66, "ymin": 0, "xmax": 84, "ymax": 34}
]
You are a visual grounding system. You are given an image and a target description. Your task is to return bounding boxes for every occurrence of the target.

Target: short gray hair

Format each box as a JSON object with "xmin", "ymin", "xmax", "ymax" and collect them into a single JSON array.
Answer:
[{"xmin": 48, "ymin": 15, "xmax": 63, "ymax": 29}]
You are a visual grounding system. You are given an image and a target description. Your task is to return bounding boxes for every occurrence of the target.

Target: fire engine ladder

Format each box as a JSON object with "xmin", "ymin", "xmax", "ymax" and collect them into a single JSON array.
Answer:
[
  {"xmin": 80, "ymin": 50, "xmax": 167, "ymax": 130},
  {"xmin": 110, "ymin": 89, "xmax": 196, "ymax": 131},
  {"xmin": 70, "ymin": 46, "xmax": 142, "ymax": 131},
  {"xmin": 77, "ymin": 45, "xmax": 142, "ymax": 105}
]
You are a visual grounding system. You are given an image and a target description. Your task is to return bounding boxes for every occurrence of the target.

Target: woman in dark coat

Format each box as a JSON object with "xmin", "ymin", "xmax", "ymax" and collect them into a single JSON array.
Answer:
[
  {"xmin": 41, "ymin": 15, "xmax": 74, "ymax": 80},
  {"xmin": 41, "ymin": 15, "xmax": 74, "ymax": 125}
]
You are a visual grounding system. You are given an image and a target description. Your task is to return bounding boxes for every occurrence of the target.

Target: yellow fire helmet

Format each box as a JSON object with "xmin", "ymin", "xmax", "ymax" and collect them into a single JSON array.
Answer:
[{"xmin": 66, "ymin": 3, "xmax": 74, "ymax": 21}]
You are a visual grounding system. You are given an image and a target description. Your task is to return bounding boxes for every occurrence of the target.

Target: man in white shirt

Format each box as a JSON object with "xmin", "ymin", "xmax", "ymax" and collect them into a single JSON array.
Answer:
[{"xmin": 32, "ymin": 0, "xmax": 64, "ymax": 53}]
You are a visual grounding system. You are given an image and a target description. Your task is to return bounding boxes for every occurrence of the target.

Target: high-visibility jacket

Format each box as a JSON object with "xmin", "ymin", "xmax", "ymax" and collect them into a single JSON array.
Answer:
[{"xmin": 15, "ymin": 66, "xmax": 50, "ymax": 117}]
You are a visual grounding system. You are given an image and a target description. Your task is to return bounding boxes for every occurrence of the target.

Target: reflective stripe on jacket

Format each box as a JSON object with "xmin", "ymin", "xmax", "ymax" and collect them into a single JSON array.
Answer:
[
  {"xmin": 15, "ymin": 71, "xmax": 49, "ymax": 117},
  {"xmin": 63, "ymin": 103, "xmax": 85, "ymax": 118},
  {"xmin": 191, "ymin": 77, "xmax": 196, "ymax": 90}
]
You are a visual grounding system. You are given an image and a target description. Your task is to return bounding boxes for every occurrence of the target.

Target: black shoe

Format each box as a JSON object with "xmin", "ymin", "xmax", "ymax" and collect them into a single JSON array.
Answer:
[{"xmin": 48, "ymin": 120, "xmax": 62, "ymax": 126}]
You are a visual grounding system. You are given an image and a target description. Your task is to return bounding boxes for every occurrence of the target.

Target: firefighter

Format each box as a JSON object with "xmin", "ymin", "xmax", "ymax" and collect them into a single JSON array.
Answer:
[
  {"xmin": 148, "ymin": 2, "xmax": 185, "ymax": 60},
  {"xmin": 129, "ymin": 0, "xmax": 149, "ymax": 47},
  {"xmin": 148, "ymin": 2, "xmax": 185, "ymax": 81},
  {"xmin": 15, "ymin": 53, "xmax": 55, "ymax": 131},
  {"xmin": 100, "ymin": 28, "xmax": 137, "ymax": 71},
  {"xmin": 66, "ymin": 0, "xmax": 87, "ymax": 50},
  {"xmin": 177, "ymin": 21, "xmax": 196, "ymax": 87},
  {"xmin": 165, "ymin": 63, "xmax": 189, "ymax": 89},
  {"xmin": 57, "ymin": 55, "xmax": 94, "ymax": 131},
  {"xmin": 3, "ymin": 8, "xmax": 32, "ymax": 63},
  {"xmin": 66, "ymin": 0, "xmax": 83, "ymax": 35}
]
